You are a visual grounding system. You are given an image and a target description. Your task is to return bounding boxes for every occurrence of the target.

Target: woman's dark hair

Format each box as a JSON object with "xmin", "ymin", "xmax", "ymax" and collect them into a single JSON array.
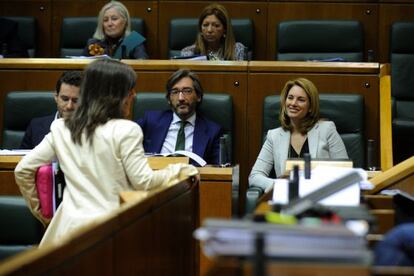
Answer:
[
  {"xmin": 65, "ymin": 58, "xmax": 136, "ymax": 145},
  {"xmin": 194, "ymin": 3, "xmax": 237, "ymax": 60}
]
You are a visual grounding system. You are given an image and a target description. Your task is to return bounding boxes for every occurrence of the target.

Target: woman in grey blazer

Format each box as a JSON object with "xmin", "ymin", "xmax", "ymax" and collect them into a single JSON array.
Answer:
[{"xmin": 249, "ymin": 78, "xmax": 348, "ymax": 192}]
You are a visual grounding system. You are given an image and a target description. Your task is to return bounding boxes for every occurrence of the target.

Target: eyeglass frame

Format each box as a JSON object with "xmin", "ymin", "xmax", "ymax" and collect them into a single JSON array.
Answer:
[{"xmin": 169, "ymin": 87, "xmax": 195, "ymax": 96}]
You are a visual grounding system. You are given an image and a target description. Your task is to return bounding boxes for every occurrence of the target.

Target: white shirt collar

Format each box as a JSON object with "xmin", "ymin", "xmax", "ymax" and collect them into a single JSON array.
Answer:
[{"xmin": 172, "ymin": 112, "xmax": 196, "ymax": 126}]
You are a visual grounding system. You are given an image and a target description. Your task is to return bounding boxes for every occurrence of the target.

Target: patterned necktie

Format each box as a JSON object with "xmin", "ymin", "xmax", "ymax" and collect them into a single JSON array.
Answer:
[{"xmin": 175, "ymin": 121, "xmax": 187, "ymax": 151}]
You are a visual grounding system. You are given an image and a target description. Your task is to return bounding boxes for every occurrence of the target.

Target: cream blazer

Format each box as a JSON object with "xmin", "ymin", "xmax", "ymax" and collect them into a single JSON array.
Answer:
[
  {"xmin": 248, "ymin": 121, "xmax": 349, "ymax": 191},
  {"xmin": 15, "ymin": 119, "xmax": 197, "ymax": 247}
]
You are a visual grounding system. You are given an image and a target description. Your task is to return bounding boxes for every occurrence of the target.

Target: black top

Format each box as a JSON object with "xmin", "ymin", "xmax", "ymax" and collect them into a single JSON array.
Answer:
[{"xmin": 289, "ymin": 138, "xmax": 309, "ymax": 158}]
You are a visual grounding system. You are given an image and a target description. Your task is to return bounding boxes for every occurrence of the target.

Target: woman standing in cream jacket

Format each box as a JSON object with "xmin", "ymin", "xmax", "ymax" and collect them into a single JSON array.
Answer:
[
  {"xmin": 15, "ymin": 59, "xmax": 197, "ymax": 247},
  {"xmin": 249, "ymin": 78, "xmax": 348, "ymax": 192}
]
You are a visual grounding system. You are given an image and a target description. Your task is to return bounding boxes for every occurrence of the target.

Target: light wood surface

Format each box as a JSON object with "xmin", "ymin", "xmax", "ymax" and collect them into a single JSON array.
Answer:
[
  {"xmin": 379, "ymin": 64, "xmax": 393, "ymax": 170},
  {"xmin": 0, "ymin": 178, "xmax": 197, "ymax": 275}
]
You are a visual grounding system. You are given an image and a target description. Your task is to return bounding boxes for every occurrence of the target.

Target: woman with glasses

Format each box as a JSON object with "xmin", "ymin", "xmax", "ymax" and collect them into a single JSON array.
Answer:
[
  {"xmin": 15, "ymin": 59, "xmax": 198, "ymax": 246},
  {"xmin": 181, "ymin": 3, "xmax": 246, "ymax": 61},
  {"xmin": 83, "ymin": 1, "xmax": 148, "ymax": 59},
  {"xmin": 249, "ymin": 78, "xmax": 348, "ymax": 192}
]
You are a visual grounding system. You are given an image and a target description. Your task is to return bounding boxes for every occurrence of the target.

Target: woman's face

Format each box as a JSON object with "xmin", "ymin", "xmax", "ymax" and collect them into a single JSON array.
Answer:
[
  {"xmin": 103, "ymin": 7, "xmax": 126, "ymax": 39},
  {"xmin": 285, "ymin": 85, "xmax": 311, "ymax": 122},
  {"xmin": 201, "ymin": 14, "xmax": 225, "ymax": 46}
]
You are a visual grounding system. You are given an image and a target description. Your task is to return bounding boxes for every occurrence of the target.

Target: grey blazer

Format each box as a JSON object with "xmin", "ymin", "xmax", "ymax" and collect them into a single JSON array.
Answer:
[{"xmin": 248, "ymin": 121, "xmax": 349, "ymax": 191}]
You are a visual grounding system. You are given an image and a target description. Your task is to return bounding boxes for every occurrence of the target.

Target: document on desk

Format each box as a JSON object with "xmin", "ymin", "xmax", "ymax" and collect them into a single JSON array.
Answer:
[
  {"xmin": 194, "ymin": 218, "xmax": 371, "ymax": 263},
  {"xmin": 272, "ymin": 166, "xmax": 366, "ymax": 206},
  {"xmin": 0, "ymin": 149, "xmax": 31, "ymax": 155}
]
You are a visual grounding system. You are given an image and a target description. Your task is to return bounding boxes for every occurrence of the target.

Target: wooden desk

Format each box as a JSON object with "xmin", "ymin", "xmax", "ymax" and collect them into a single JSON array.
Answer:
[
  {"xmin": 120, "ymin": 165, "xmax": 234, "ymax": 276},
  {"xmin": 0, "ymin": 59, "xmax": 393, "ymax": 212},
  {"xmin": 0, "ymin": 178, "xmax": 198, "ymax": 275},
  {"xmin": 0, "ymin": 155, "xmax": 234, "ymax": 276}
]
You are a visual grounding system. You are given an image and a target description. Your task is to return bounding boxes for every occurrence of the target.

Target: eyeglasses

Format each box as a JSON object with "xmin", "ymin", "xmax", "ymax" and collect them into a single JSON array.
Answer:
[{"xmin": 170, "ymin": 87, "xmax": 194, "ymax": 96}]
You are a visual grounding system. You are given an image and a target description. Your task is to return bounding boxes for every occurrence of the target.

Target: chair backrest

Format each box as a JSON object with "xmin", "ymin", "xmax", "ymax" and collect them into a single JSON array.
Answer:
[
  {"xmin": 3, "ymin": 16, "xmax": 37, "ymax": 57},
  {"xmin": 262, "ymin": 94, "xmax": 365, "ymax": 168},
  {"xmin": 276, "ymin": 20, "xmax": 364, "ymax": 62},
  {"xmin": 132, "ymin": 92, "xmax": 233, "ymax": 162},
  {"xmin": 0, "ymin": 196, "xmax": 43, "ymax": 261},
  {"xmin": 2, "ymin": 91, "xmax": 56, "ymax": 149},
  {"xmin": 390, "ymin": 21, "xmax": 414, "ymax": 163},
  {"xmin": 168, "ymin": 18, "xmax": 253, "ymax": 59},
  {"xmin": 60, "ymin": 16, "xmax": 145, "ymax": 57}
]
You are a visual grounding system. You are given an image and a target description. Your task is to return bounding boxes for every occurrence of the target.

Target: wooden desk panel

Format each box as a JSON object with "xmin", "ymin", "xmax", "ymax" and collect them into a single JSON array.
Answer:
[
  {"xmin": 0, "ymin": 179, "xmax": 197, "ymax": 275},
  {"xmin": 267, "ymin": 2, "xmax": 379, "ymax": 61}
]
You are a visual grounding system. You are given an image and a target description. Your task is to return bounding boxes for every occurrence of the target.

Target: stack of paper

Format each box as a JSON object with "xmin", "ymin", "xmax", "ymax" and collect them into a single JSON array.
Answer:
[{"xmin": 195, "ymin": 218, "xmax": 371, "ymax": 264}]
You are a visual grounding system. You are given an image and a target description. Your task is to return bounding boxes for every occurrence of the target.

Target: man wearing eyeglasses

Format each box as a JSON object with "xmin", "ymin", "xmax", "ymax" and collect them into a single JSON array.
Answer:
[
  {"xmin": 20, "ymin": 71, "xmax": 82, "ymax": 149},
  {"xmin": 136, "ymin": 69, "xmax": 222, "ymax": 165}
]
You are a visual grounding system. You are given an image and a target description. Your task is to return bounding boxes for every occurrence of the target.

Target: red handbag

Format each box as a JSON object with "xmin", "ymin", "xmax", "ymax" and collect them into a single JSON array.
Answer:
[{"xmin": 35, "ymin": 164, "xmax": 54, "ymax": 219}]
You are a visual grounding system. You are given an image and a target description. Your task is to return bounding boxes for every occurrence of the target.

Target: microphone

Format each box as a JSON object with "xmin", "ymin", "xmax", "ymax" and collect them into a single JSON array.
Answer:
[
  {"xmin": 219, "ymin": 136, "xmax": 227, "ymax": 167},
  {"xmin": 304, "ymin": 153, "xmax": 311, "ymax": 179},
  {"xmin": 288, "ymin": 165, "xmax": 299, "ymax": 202},
  {"xmin": 367, "ymin": 139, "xmax": 376, "ymax": 171}
]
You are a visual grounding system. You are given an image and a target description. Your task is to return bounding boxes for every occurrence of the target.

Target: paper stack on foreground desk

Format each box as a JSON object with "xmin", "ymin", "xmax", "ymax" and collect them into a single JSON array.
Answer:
[{"xmin": 195, "ymin": 218, "xmax": 371, "ymax": 264}]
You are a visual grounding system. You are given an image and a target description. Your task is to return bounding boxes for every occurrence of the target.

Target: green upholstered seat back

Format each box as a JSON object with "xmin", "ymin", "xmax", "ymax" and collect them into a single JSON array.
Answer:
[
  {"xmin": 390, "ymin": 21, "xmax": 414, "ymax": 162},
  {"xmin": 132, "ymin": 92, "xmax": 233, "ymax": 162},
  {"xmin": 168, "ymin": 18, "xmax": 253, "ymax": 59},
  {"xmin": 3, "ymin": 16, "xmax": 37, "ymax": 57},
  {"xmin": 262, "ymin": 94, "xmax": 365, "ymax": 168},
  {"xmin": 2, "ymin": 91, "xmax": 56, "ymax": 149},
  {"xmin": 276, "ymin": 20, "xmax": 364, "ymax": 62},
  {"xmin": 0, "ymin": 196, "xmax": 43, "ymax": 261},
  {"xmin": 60, "ymin": 17, "xmax": 145, "ymax": 57}
]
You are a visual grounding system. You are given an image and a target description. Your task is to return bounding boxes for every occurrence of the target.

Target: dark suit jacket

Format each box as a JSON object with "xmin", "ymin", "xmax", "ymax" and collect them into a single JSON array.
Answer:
[
  {"xmin": 137, "ymin": 110, "xmax": 222, "ymax": 165},
  {"xmin": 0, "ymin": 17, "xmax": 29, "ymax": 58},
  {"xmin": 20, "ymin": 114, "xmax": 55, "ymax": 149}
]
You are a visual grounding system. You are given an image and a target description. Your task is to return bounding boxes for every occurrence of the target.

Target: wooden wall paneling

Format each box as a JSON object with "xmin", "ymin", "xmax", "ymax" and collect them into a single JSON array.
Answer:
[
  {"xmin": 115, "ymin": 186, "xmax": 196, "ymax": 275},
  {"xmin": 378, "ymin": 3, "xmax": 414, "ymax": 63},
  {"xmin": 0, "ymin": 0, "xmax": 52, "ymax": 57},
  {"xmin": 0, "ymin": 180, "xmax": 196, "ymax": 275},
  {"xmin": 51, "ymin": 1, "xmax": 158, "ymax": 58},
  {"xmin": 267, "ymin": 2, "xmax": 379, "ymax": 62},
  {"xmin": 247, "ymin": 62, "xmax": 381, "ymax": 172},
  {"xmin": 158, "ymin": 1, "xmax": 268, "ymax": 60}
]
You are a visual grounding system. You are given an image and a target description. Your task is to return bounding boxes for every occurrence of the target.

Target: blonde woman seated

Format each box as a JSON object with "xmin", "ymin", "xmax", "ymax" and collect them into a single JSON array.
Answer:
[
  {"xmin": 249, "ymin": 78, "xmax": 348, "ymax": 192},
  {"xmin": 83, "ymin": 1, "xmax": 148, "ymax": 59},
  {"xmin": 15, "ymin": 59, "xmax": 197, "ymax": 247},
  {"xmin": 181, "ymin": 3, "xmax": 246, "ymax": 61}
]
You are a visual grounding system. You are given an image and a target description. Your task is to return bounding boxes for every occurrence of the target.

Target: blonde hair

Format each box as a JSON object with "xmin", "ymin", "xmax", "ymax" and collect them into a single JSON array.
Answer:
[
  {"xmin": 279, "ymin": 78, "xmax": 320, "ymax": 134},
  {"xmin": 93, "ymin": 1, "xmax": 131, "ymax": 40},
  {"xmin": 193, "ymin": 3, "xmax": 237, "ymax": 60}
]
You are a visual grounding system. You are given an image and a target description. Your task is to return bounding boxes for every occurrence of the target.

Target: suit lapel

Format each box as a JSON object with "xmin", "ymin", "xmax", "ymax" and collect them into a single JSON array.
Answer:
[
  {"xmin": 153, "ymin": 112, "xmax": 173, "ymax": 152},
  {"xmin": 193, "ymin": 116, "xmax": 208, "ymax": 157},
  {"xmin": 278, "ymin": 129, "xmax": 290, "ymax": 164},
  {"xmin": 308, "ymin": 123, "xmax": 319, "ymax": 157}
]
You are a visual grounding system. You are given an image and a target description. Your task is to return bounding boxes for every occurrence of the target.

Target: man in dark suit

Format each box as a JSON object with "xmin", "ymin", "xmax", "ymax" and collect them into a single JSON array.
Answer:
[
  {"xmin": 137, "ymin": 69, "xmax": 222, "ymax": 165},
  {"xmin": 0, "ymin": 17, "xmax": 29, "ymax": 58},
  {"xmin": 20, "ymin": 71, "xmax": 82, "ymax": 149}
]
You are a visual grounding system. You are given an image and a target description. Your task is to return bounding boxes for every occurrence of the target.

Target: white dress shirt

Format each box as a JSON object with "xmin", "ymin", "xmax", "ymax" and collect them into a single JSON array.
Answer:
[{"xmin": 161, "ymin": 112, "xmax": 196, "ymax": 154}]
